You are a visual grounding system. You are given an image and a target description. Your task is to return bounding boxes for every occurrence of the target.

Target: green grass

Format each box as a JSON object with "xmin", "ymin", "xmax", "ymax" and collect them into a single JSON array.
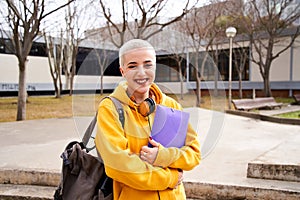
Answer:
[{"xmin": 276, "ymin": 111, "xmax": 300, "ymax": 119}]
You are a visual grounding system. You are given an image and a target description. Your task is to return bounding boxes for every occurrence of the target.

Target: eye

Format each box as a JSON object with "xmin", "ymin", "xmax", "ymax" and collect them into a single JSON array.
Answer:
[
  {"xmin": 127, "ymin": 65, "xmax": 137, "ymax": 69},
  {"xmin": 144, "ymin": 63, "xmax": 153, "ymax": 68}
]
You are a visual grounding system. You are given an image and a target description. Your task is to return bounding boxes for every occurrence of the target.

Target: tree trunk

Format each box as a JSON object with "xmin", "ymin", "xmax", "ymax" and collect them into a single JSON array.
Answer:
[
  {"xmin": 214, "ymin": 65, "xmax": 218, "ymax": 97},
  {"xmin": 264, "ymin": 74, "xmax": 272, "ymax": 97},
  {"xmin": 195, "ymin": 75, "xmax": 201, "ymax": 107},
  {"xmin": 16, "ymin": 63, "xmax": 27, "ymax": 121},
  {"xmin": 194, "ymin": 54, "xmax": 201, "ymax": 107},
  {"xmin": 100, "ymin": 74, "xmax": 104, "ymax": 95},
  {"xmin": 179, "ymin": 64, "xmax": 184, "ymax": 100},
  {"xmin": 54, "ymin": 80, "xmax": 61, "ymax": 98},
  {"xmin": 69, "ymin": 45, "xmax": 78, "ymax": 96},
  {"xmin": 180, "ymin": 75, "xmax": 184, "ymax": 100},
  {"xmin": 239, "ymin": 72, "xmax": 243, "ymax": 99}
]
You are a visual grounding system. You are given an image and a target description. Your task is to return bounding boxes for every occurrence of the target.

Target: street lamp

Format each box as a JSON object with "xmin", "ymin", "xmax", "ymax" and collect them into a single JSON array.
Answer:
[{"xmin": 226, "ymin": 27, "xmax": 237, "ymax": 110}]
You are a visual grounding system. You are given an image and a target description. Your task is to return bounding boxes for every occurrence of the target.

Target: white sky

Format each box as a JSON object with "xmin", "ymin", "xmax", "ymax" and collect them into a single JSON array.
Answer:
[
  {"xmin": 41, "ymin": 0, "xmax": 208, "ymax": 37},
  {"xmin": 0, "ymin": 0, "xmax": 209, "ymax": 38}
]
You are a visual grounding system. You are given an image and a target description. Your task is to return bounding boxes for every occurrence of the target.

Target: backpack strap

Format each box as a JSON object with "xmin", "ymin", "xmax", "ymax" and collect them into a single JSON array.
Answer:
[
  {"xmin": 108, "ymin": 96, "xmax": 125, "ymax": 128},
  {"xmin": 82, "ymin": 96, "xmax": 124, "ymax": 148}
]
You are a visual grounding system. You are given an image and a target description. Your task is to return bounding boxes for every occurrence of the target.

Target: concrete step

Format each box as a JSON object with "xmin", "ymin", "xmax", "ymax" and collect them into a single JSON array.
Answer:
[
  {"xmin": 0, "ymin": 168, "xmax": 60, "ymax": 187},
  {"xmin": 0, "ymin": 184, "xmax": 55, "ymax": 200},
  {"xmin": 1, "ymin": 181, "xmax": 299, "ymax": 200},
  {"xmin": 247, "ymin": 141, "xmax": 300, "ymax": 182},
  {"xmin": 184, "ymin": 181, "xmax": 300, "ymax": 200}
]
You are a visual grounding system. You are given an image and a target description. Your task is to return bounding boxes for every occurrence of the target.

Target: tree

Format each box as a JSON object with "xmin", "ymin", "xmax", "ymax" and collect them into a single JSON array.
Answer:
[
  {"xmin": 98, "ymin": 0, "xmax": 198, "ymax": 47},
  {"xmin": 181, "ymin": 0, "xmax": 224, "ymax": 106},
  {"xmin": 2, "ymin": 0, "xmax": 74, "ymax": 120},
  {"xmin": 233, "ymin": 46, "xmax": 249, "ymax": 99},
  {"xmin": 244, "ymin": 0, "xmax": 300, "ymax": 97},
  {"xmin": 95, "ymin": 48, "xmax": 109, "ymax": 95},
  {"xmin": 62, "ymin": 0, "xmax": 99, "ymax": 95},
  {"xmin": 162, "ymin": 29, "xmax": 190, "ymax": 100},
  {"xmin": 44, "ymin": 31, "xmax": 64, "ymax": 98},
  {"xmin": 214, "ymin": 12, "xmax": 249, "ymax": 99}
]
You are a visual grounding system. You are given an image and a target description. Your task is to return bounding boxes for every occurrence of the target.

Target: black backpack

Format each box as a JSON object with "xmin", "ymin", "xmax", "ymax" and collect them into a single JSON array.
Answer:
[{"xmin": 54, "ymin": 96, "xmax": 124, "ymax": 200}]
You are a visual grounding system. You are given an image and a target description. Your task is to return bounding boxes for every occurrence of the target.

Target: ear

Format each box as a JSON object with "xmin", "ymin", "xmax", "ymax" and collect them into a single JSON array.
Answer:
[{"xmin": 119, "ymin": 67, "xmax": 125, "ymax": 76}]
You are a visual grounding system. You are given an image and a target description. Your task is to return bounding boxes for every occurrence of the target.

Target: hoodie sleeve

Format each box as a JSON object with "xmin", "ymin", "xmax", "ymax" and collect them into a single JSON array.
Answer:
[
  {"xmin": 153, "ymin": 123, "xmax": 201, "ymax": 170},
  {"xmin": 95, "ymin": 98, "xmax": 179, "ymax": 191}
]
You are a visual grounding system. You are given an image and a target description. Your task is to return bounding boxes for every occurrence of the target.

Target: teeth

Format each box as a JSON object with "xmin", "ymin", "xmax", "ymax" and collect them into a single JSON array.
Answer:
[{"xmin": 136, "ymin": 79, "xmax": 147, "ymax": 84}]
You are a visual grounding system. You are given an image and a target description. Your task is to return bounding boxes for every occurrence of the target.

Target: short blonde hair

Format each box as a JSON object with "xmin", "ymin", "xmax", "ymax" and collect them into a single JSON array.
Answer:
[{"xmin": 119, "ymin": 39, "xmax": 155, "ymax": 66}]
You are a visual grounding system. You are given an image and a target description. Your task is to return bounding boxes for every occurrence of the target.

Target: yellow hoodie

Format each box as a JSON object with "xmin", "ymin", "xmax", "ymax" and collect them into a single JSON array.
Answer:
[{"xmin": 95, "ymin": 82, "xmax": 201, "ymax": 200}]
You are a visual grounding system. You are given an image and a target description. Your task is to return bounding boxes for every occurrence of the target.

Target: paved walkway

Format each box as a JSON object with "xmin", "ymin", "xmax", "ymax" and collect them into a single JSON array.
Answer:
[{"xmin": 0, "ymin": 108, "xmax": 299, "ymax": 199}]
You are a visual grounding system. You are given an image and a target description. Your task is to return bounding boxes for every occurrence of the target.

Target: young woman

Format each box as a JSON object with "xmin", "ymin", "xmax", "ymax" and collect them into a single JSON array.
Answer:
[{"xmin": 95, "ymin": 39, "xmax": 200, "ymax": 200}]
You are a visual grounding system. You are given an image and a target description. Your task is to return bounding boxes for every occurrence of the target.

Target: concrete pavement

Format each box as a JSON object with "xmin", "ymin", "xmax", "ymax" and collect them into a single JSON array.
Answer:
[{"xmin": 0, "ymin": 107, "xmax": 300, "ymax": 199}]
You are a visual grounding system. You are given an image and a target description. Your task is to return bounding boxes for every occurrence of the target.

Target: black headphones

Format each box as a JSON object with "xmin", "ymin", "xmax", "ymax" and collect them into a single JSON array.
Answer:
[{"xmin": 138, "ymin": 98, "xmax": 156, "ymax": 117}]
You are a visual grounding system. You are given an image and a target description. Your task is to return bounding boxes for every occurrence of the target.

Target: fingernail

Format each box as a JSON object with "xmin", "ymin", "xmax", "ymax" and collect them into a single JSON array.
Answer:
[{"xmin": 149, "ymin": 136, "xmax": 153, "ymax": 140}]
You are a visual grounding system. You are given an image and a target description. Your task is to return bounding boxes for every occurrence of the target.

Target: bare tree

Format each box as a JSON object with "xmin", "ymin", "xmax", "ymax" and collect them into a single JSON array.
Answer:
[
  {"xmin": 95, "ymin": 48, "xmax": 109, "ymax": 95},
  {"xmin": 181, "ymin": 0, "xmax": 224, "ymax": 106},
  {"xmin": 99, "ymin": 0, "xmax": 198, "ymax": 47},
  {"xmin": 244, "ymin": 0, "xmax": 300, "ymax": 97},
  {"xmin": 62, "ymin": 0, "xmax": 99, "ymax": 95},
  {"xmin": 2, "ymin": 0, "xmax": 74, "ymax": 120},
  {"xmin": 44, "ymin": 31, "xmax": 64, "ymax": 98},
  {"xmin": 159, "ymin": 28, "xmax": 191, "ymax": 100},
  {"xmin": 63, "ymin": 2, "xmax": 78, "ymax": 95},
  {"xmin": 220, "ymin": 0, "xmax": 251, "ymax": 99},
  {"xmin": 233, "ymin": 46, "xmax": 249, "ymax": 99}
]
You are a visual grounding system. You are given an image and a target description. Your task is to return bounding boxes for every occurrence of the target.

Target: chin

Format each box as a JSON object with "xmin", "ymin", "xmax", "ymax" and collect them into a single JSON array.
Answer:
[{"xmin": 134, "ymin": 85, "xmax": 151, "ymax": 94}]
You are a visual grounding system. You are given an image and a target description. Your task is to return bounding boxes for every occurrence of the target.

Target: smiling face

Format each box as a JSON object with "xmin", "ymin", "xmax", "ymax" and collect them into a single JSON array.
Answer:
[{"xmin": 120, "ymin": 48, "xmax": 156, "ymax": 103}]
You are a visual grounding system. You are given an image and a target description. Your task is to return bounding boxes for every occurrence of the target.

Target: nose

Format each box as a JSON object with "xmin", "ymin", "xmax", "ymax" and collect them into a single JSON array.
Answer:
[{"xmin": 137, "ymin": 65, "xmax": 146, "ymax": 75}]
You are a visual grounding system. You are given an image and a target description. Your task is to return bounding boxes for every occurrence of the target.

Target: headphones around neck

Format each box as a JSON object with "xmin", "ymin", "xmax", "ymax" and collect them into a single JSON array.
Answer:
[{"xmin": 138, "ymin": 98, "xmax": 156, "ymax": 117}]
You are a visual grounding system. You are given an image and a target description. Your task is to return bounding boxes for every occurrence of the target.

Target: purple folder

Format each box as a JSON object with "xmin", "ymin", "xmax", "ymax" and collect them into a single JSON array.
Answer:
[{"xmin": 150, "ymin": 105, "xmax": 190, "ymax": 148}]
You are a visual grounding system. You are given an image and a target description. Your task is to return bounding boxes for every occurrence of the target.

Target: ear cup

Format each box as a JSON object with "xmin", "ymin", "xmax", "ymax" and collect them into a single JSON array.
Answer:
[{"xmin": 139, "ymin": 98, "xmax": 156, "ymax": 117}]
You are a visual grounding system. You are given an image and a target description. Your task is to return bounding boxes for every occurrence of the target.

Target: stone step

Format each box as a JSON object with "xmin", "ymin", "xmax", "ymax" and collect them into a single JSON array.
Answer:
[
  {"xmin": 1, "ymin": 181, "xmax": 299, "ymax": 200},
  {"xmin": 0, "ymin": 168, "xmax": 60, "ymax": 187},
  {"xmin": 1, "ymin": 167, "xmax": 299, "ymax": 200},
  {"xmin": 184, "ymin": 181, "xmax": 300, "ymax": 200},
  {"xmin": 0, "ymin": 184, "xmax": 55, "ymax": 200},
  {"xmin": 247, "ymin": 141, "xmax": 300, "ymax": 182}
]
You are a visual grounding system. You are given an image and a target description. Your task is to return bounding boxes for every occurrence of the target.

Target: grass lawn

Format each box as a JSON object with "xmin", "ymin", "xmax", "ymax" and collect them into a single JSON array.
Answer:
[
  {"xmin": 0, "ymin": 94, "xmax": 228, "ymax": 122},
  {"xmin": 276, "ymin": 111, "xmax": 300, "ymax": 119},
  {"xmin": 1, "ymin": 94, "xmax": 296, "ymax": 122}
]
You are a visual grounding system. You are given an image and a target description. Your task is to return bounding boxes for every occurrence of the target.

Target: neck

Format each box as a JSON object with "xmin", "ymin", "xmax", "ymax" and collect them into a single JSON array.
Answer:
[
  {"xmin": 127, "ymin": 90, "xmax": 150, "ymax": 104},
  {"xmin": 131, "ymin": 93, "xmax": 148, "ymax": 104}
]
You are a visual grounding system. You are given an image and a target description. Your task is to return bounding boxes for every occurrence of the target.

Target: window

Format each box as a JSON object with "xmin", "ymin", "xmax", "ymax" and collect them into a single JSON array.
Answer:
[
  {"xmin": 75, "ymin": 47, "xmax": 119, "ymax": 76},
  {"xmin": 29, "ymin": 42, "xmax": 47, "ymax": 57},
  {"xmin": 188, "ymin": 47, "xmax": 250, "ymax": 82},
  {"xmin": 0, "ymin": 38, "xmax": 14, "ymax": 54}
]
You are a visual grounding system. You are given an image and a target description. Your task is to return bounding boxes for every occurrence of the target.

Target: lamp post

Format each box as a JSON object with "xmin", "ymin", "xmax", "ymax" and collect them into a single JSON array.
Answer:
[{"xmin": 226, "ymin": 27, "xmax": 237, "ymax": 110}]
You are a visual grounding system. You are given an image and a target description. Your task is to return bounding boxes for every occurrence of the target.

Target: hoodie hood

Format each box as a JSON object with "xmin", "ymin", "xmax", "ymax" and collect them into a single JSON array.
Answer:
[{"xmin": 110, "ymin": 81, "xmax": 164, "ymax": 108}]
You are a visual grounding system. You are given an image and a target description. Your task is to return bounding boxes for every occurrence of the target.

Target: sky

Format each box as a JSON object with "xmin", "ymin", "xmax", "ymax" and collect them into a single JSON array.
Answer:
[
  {"xmin": 42, "ymin": 0, "xmax": 208, "ymax": 37},
  {"xmin": 0, "ymin": 0, "xmax": 209, "ymax": 38}
]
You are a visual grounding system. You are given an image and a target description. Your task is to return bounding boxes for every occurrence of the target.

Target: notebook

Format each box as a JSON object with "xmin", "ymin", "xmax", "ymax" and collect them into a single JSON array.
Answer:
[{"xmin": 150, "ymin": 105, "xmax": 190, "ymax": 148}]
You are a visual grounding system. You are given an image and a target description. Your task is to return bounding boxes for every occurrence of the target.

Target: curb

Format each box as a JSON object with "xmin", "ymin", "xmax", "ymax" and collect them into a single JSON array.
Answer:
[{"xmin": 184, "ymin": 181, "xmax": 300, "ymax": 200}]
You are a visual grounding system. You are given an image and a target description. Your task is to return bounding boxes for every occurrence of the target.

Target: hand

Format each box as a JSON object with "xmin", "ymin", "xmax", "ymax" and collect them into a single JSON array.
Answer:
[
  {"xmin": 140, "ymin": 137, "xmax": 159, "ymax": 165},
  {"xmin": 174, "ymin": 169, "xmax": 183, "ymax": 188}
]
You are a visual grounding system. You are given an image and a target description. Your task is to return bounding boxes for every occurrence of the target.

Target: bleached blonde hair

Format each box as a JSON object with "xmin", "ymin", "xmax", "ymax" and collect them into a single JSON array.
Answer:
[{"xmin": 119, "ymin": 39, "xmax": 156, "ymax": 67}]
